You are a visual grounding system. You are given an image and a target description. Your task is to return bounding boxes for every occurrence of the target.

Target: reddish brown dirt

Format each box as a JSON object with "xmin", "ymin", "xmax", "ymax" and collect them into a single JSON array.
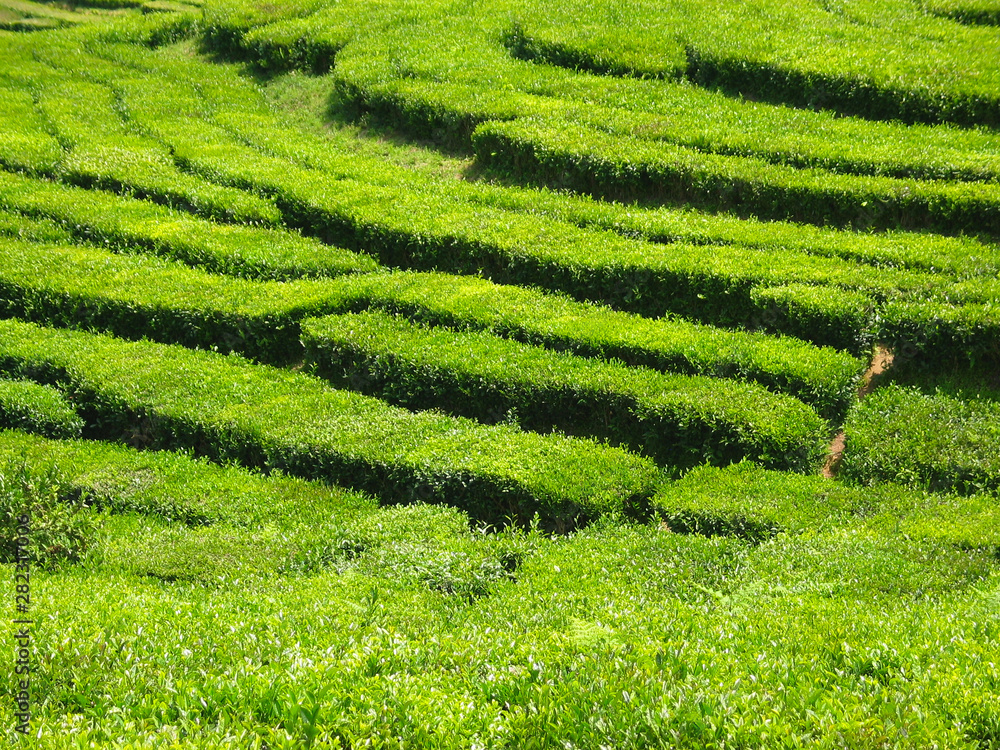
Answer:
[{"xmin": 821, "ymin": 346, "xmax": 894, "ymax": 479}]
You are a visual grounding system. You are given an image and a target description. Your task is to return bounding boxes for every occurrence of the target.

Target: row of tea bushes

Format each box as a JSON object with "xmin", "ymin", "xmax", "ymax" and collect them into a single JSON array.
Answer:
[
  {"xmin": 471, "ymin": 118, "xmax": 1000, "ymax": 236},
  {"xmin": 301, "ymin": 311, "xmax": 830, "ymax": 472},
  {"xmin": 0, "ymin": 379, "xmax": 82, "ymax": 439},
  {"xmin": 923, "ymin": 0, "xmax": 1000, "ymax": 26},
  {"xmin": 878, "ymin": 298, "xmax": 1000, "ymax": 367},
  {"xmin": 218, "ymin": 0, "xmax": 1000, "ymax": 170},
  {"xmin": 841, "ymin": 384, "xmax": 1000, "ymax": 496},
  {"xmin": 340, "ymin": 70, "xmax": 1000, "ymax": 184},
  {"xmin": 0, "ymin": 209, "xmax": 73, "ymax": 244},
  {"xmin": 500, "ymin": 0, "xmax": 1000, "ymax": 127},
  {"xmin": 0, "ymin": 226, "xmax": 865, "ymax": 416},
  {"xmin": 0, "ymin": 170, "xmax": 378, "ymax": 280},
  {"xmin": 0, "ymin": 427, "xmax": 373, "ymax": 529},
  {"xmin": 221, "ymin": 110, "xmax": 1000, "ymax": 276},
  {"xmin": 303, "ymin": 271, "xmax": 866, "ymax": 422},
  {"xmin": 101, "ymin": 40, "xmax": 987, "ymax": 299},
  {"xmin": 165, "ymin": 126, "xmax": 962, "ymax": 349},
  {"xmin": 0, "ymin": 428, "xmax": 523, "ymax": 595},
  {"xmin": 0, "ymin": 240, "xmax": 835, "ymax": 469},
  {"xmin": 18, "ymin": 73, "xmax": 281, "ymax": 225},
  {"xmin": 0, "ymin": 237, "xmax": 864, "ymax": 418},
  {"xmin": 0, "ymin": 319, "xmax": 661, "ymax": 529},
  {"xmin": 0, "ymin": 239, "xmax": 353, "ymax": 363},
  {"xmin": 748, "ymin": 284, "xmax": 878, "ymax": 356},
  {"xmin": 105, "ymin": 43, "xmax": 997, "ymax": 280},
  {"xmin": 0, "ymin": 87, "xmax": 65, "ymax": 175},
  {"xmin": 652, "ymin": 461, "xmax": 1000, "ymax": 550}
]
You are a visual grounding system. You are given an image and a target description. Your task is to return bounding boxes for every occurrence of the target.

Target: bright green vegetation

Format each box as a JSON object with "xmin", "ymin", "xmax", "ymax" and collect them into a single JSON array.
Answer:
[
  {"xmin": 925, "ymin": 0, "xmax": 1000, "ymax": 25},
  {"xmin": 841, "ymin": 384, "xmax": 1000, "ymax": 496},
  {"xmin": 499, "ymin": 0, "xmax": 1000, "ymax": 126},
  {"xmin": 878, "ymin": 295, "xmax": 1000, "ymax": 366},
  {"xmin": 0, "ymin": 237, "xmax": 863, "ymax": 418},
  {"xmin": 0, "ymin": 378, "xmax": 82, "ymax": 439},
  {"xmin": 0, "ymin": 319, "xmax": 660, "ymax": 529},
  {"xmin": 471, "ymin": 118, "xmax": 1000, "ymax": 234},
  {"xmin": 0, "ymin": 429, "xmax": 521, "ymax": 588},
  {"xmin": 0, "ymin": 237, "xmax": 836, "ymax": 470},
  {"xmin": 654, "ymin": 461, "xmax": 1000, "ymax": 548},
  {"xmin": 0, "ymin": 238, "xmax": 359, "ymax": 362},
  {"xmin": 0, "ymin": 458, "xmax": 93, "ymax": 567},
  {"xmin": 0, "ymin": 170, "xmax": 378, "ymax": 281},
  {"xmin": 0, "ymin": 0, "xmax": 119, "ymax": 31},
  {"xmin": 0, "ymin": 1, "xmax": 998, "ymax": 746},
  {"xmin": 302, "ymin": 311, "xmax": 829, "ymax": 471},
  {"xmin": 1, "ymin": 445, "xmax": 999, "ymax": 747},
  {"xmin": 305, "ymin": 271, "xmax": 866, "ymax": 421}
]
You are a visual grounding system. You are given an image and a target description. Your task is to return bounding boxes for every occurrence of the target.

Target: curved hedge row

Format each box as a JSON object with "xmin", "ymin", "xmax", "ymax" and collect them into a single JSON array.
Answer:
[
  {"xmin": 302, "ymin": 311, "xmax": 830, "ymax": 472},
  {"xmin": 0, "ymin": 239, "xmax": 350, "ymax": 363},
  {"xmin": 653, "ymin": 461, "xmax": 1000, "ymax": 550},
  {"xmin": 503, "ymin": 0, "xmax": 1000, "ymax": 127},
  {"xmin": 320, "ymin": 271, "xmax": 865, "ymax": 423},
  {"xmin": 19, "ymin": 75, "xmax": 281, "ymax": 225},
  {"xmin": 0, "ymin": 238, "xmax": 863, "ymax": 421},
  {"xmin": 0, "ymin": 428, "xmax": 372, "ymax": 528},
  {"xmin": 0, "ymin": 378, "xmax": 83, "ymax": 439},
  {"xmin": 0, "ymin": 170, "xmax": 378, "ymax": 280},
  {"xmin": 471, "ymin": 119, "xmax": 1000, "ymax": 236},
  {"xmin": 0, "ymin": 319, "xmax": 662, "ymax": 529}
]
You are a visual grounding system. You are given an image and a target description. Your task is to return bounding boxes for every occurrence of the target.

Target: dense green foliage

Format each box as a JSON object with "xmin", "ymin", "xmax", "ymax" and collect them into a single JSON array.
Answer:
[
  {"xmin": 841, "ymin": 384, "xmax": 1000, "ymax": 495},
  {"xmin": 303, "ymin": 311, "xmax": 829, "ymax": 471},
  {"xmin": 0, "ymin": 238, "xmax": 353, "ymax": 362},
  {"xmin": 0, "ymin": 170, "xmax": 378, "ymax": 280},
  {"xmin": 0, "ymin": 459, "xmax": 93, "ymax": 567},
  {"xmin": 0, "ymin": 319, "xmax": 660, "ymax": 529},
  {"xmin": 0, "ymin": 378, "xmax": 82, "ymax": 439},
  {"xmin": 310, "ymin": 271, "xmax": 865, "ymax": 421},
  {"xmin": 472, "ymin": 118, "xmax": 1000, "ymax": 234},
  {"xmin": 0, "ymin": 237, "xmax": 863, "ymax": 418},
  {"xmin": 0, "ymin": 0, "xmax": 998, "ymax": 746}
]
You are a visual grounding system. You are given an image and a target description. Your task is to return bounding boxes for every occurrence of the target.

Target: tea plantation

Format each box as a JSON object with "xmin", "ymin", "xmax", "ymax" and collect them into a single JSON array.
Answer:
[{"xmin": 1, "ymin": 0, "xmax": 999, "ymax": 747}]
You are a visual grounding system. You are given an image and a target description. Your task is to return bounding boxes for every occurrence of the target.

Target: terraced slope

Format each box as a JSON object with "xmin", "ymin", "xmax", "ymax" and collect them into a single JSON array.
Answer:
[{"xmin": 1, "ymin": 1, "xmax": 999, "ymax": 747}]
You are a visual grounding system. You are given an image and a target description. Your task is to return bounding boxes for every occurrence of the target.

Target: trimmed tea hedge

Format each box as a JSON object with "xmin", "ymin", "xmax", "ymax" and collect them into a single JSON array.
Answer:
[
  {"xmin": 302, "ymin": 311, "xmax": 830, "ymax": 472},
  {"xmin": 653, "ymin": 461, "xmax": 1000, "ymax": 550},
  {"xmin": 748, "ymin": 284, "xmax": 877, "ymax": 357},
  {"xmin": 841, "ymin": 384, "xmax": 1000, "ymax": 496},
  {"xmin": 0, "ymin": 170, "xmax": 378, "ymax": 280},
  {"xmin": 0, "ymin": 87, "xmax": 65, "ymax": 175},
  {"xmin": 0, "ymin": 208, "xmax": 73, "ymax": 244},
  {"xmin": 0, "ymin": 319, "xmax": 662, "ymax": 529},
  {"xmin": 340, "ymin": 73, "xmax": 1000, "ymax": 184},
  {"xmin": 0, "ymin": 237, "xmax": 864, "ymax": 418},
  {"xmin": 877, "ymin": 298, "xmax": 1000, "ymax": 367},
  {"xmin": 504, "ymin": 0, "xmax": 1000, "ymax": 127},
  {"xmin": 652, "ymin": 463, "xmax": 868, "ymax": 541},
  {"xmin": 924, "ymin": 0, "xmax": 1000, "ymax": 26},
  {"xmin": 472, "ymin": 118, "xmax": 1000, "ymax": 236},
  {"xmin": 107, "ymin": 52, "xmax": 999, "ymax": 280},
  {"xmin": 0, "ymin": 239, "xmax": 354, "ymax": 362},
  {"xmin": 168, "ymin": 128, "xmax": 955, "ymax": 336},
  {"xmin": 320, "ymin": 271, "xmax": 866, "ymax": 422},
  {"xmin": 0, "ymin": 379, "xmax": 83, "ymax": 439},
  {"xmin": 26, "ymin": 74, "xmax": 281, "ymax": 225},
  {"xmin": 0, "ymin": 428, "xmax": 372, "ymax": 527}
]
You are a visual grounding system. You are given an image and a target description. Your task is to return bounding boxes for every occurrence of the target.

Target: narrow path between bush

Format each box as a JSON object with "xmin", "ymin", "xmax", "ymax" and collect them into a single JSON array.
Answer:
[{"xmin": 822, "ymin": 346, "xmax": 894, "ymax": 478}]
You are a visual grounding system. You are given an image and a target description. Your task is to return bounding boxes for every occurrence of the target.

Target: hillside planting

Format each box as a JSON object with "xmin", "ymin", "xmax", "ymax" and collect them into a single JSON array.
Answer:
[{"xmin": 1, "ymin": 1, "xmax": 999, "ymax": 747}]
